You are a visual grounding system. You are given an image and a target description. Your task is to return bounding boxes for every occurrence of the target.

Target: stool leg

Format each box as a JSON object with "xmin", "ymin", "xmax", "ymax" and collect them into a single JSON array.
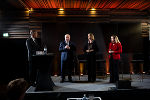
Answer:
[
  {"xmin": 140, "ymin": 63, "xmax": 144, "ymax": 82},
  {"xmin": 79, "ymin": 63, "xmax": 80, "ymax": 80},
  {"xmin": 130, "ymin": 72, "xmax": 132, "ymax": 80}
]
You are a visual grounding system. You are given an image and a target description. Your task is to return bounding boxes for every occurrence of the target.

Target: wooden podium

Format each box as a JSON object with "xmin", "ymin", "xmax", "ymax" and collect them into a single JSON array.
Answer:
[{"xmin": 32, "ymin": 53, "xmax": 55, "ymax": 91}]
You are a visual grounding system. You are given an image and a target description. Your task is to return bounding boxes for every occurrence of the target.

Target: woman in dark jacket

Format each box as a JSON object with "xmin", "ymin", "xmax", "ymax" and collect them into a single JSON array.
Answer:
[{"xmin": 84, "ymin": 33, "xmax": 98, "ymax": 82}]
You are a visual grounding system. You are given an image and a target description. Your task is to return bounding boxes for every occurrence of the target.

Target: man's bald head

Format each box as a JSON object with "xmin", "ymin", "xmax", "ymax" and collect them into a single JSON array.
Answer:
[{"xmin": 65, "ymin": 34, "xmax": 70, "ymax": 42}]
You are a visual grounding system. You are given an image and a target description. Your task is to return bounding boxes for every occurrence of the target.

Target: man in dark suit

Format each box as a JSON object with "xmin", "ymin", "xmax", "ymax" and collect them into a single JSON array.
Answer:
[
  {"xmin": 26, "ymin": 30, "xmax": 42, "ymax": 85},
  {"xmin": 59, "ymin": 34, "xmax": 76, "ymax": 83}
]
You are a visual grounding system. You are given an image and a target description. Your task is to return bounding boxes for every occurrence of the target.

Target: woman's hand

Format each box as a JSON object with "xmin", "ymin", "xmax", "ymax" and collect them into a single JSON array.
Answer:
[
  {"xmin": 109, "ymin": 50, "xmax": 114, "ymax": 53},
  {"xmin": 86, "ymin": 49, "xmax": 94, "ymax": 52},
  {"xmin": 86, "ymin": 50, "xmax": 90, "ymax": 52}
]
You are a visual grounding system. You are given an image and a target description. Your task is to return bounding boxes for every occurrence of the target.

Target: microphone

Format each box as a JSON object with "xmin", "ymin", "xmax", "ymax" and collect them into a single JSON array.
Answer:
[
  {"xmin": 109, "ymin": 49, "xmax": 112, "ymax": 56},
  {"xmin": 109, "ymin": 49, "xmax": 112, "ymax": 53}
]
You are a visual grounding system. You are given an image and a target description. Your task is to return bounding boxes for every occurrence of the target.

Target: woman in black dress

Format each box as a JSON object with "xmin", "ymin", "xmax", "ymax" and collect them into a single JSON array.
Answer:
[{"xmin": 84, "ymin": 33, "xmax": 98, "ymax": 82}]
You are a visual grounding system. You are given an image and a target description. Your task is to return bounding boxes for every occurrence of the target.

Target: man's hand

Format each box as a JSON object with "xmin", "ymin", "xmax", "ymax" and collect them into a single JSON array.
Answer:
[
  {"xmin": 86, "ymin": 49, "xmax": 94, "ymax": 52},
  {"xmin": 65, "ymin": 45, "xmax": 70, "ymax": 49}
]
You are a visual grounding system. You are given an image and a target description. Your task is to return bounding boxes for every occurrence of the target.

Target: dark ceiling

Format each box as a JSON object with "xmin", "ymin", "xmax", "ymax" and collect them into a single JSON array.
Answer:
[
  {"xmin": 0, "ymin": 0, "xmax": 23, "ymax": 10},
  {"xmin": 0, "ymin": 0, "xmax": 150, "ymax": 11}
]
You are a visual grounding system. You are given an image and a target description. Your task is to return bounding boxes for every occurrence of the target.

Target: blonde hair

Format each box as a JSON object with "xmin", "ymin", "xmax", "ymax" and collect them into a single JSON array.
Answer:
[
  {"xmin": 88, "ymin": 33, "xmax": 95, "ymax": 40},
  {"xmin": 111, "ymin": 35, "xmax": 120, "ymax": 43}
]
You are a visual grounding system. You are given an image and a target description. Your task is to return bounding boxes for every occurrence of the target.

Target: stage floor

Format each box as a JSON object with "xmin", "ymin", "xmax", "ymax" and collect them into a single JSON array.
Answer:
[{"xmin": 26, "ymin": 74, "xmax": 150, "ymax": 93}]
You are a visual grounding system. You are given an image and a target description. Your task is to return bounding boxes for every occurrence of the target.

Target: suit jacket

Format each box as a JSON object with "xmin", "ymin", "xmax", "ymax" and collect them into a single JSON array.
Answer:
[
  {"xmin": 59, "ymin": 41, "xmax": 76, "ymax": 62},
  {"xmin": 26, "ymin": 37, "xmax": 42, "ymax": 61},
  {"xmin": 108, "ymin": 42, "xmax": 122, "ymax": 60}
]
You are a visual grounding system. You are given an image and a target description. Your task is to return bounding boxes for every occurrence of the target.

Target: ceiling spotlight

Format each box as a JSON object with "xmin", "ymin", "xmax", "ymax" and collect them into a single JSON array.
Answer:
[
  {"xmin": 58, "ymin": 8, "xmax": 65, "ymax": 15},
  {"xmin": 28, "ymin": 8, "xmax": 33, "ymax": 12},
  {"xmin": 59, "ymin": 8, "xmax": 64, "ymax": 11},
  {"xmin": 91, "ymin": 8, "xmax": 96, "ymax": 11}
]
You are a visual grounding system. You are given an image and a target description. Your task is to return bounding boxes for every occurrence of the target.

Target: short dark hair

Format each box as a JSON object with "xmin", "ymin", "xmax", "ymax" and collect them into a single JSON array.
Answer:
[
  {"xmin": 7, "ymin": 78, "xmax": 28, "ymax": 100},
  {"xmin": 30, "ymin": 30, "xmax": 36, "ymax": 35}
]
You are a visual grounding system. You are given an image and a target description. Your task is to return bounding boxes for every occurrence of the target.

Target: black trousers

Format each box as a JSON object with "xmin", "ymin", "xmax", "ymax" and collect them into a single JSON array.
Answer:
[
  {"xmin": 109, "ymin": 58, "xmax": 119, "ymax": 83},
  {"xmin": 61, "ymin": 60, "xmax": 73, "ymax": 80},
  {"xmin": 86, "ymin": 53, "xmax": 96, "ymax": 82},
  {"xmin": 28, "ymin": 60, "xmax": 38, "ymax": 84}
]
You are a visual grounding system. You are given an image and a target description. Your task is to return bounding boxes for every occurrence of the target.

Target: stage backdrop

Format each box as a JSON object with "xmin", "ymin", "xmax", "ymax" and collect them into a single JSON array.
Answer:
[
  {"xmin": 0, "ymin": 22, "xmax": 145, "ymax": 83},
  {"xmin": 42, "ymin": 23, "xmax": 143, "ymax": 75}
]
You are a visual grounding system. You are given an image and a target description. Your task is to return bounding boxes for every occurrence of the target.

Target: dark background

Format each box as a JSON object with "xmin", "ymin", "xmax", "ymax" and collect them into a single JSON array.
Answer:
[
  {"xmin": 42, "ymin": 23, "xmax": 143, "ymax": 54},
  {"xmin": 42, "ymin": 22, "xmax": 144, "ymax": 75},
  {"xmin": 0, "ymin": 22, "xmax": 149, "ymax": 83}
]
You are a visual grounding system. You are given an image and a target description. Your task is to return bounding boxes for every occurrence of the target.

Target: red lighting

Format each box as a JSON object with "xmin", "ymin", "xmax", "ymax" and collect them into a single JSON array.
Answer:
[{"xmin": 19, "ymin": 0, "xmax": 150, "ymax": 11}]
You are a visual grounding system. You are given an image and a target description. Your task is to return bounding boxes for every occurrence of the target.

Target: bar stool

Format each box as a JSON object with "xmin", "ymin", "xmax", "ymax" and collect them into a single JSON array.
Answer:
[{"xmin": 130, "ymin": 53, "xmax": 144, "ymax": 82}]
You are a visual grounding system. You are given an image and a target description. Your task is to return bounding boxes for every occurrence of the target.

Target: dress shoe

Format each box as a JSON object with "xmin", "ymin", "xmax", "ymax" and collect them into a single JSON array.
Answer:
[{"xmin": 69, "ymin": 79, "xmax": 72, "ymax": 82}]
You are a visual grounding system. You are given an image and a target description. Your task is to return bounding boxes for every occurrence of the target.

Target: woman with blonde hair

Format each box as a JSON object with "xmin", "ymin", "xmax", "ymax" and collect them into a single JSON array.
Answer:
[
  {"xmin": 84, "ymin": 33, "xmax": 98, "ymax": 82},
  {"xmin": 108, "ymin": 35, "xmax": 122, "ymax": 83}
]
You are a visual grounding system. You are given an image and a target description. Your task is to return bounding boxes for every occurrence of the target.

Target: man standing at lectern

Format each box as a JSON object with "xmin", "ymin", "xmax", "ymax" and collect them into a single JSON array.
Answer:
[
  {"xmin": 26, "ymin": 30, "xmax": 42, "ymax": 85},
  {"xmin": 59, "ymin": 34, "xmax": 76, "ymax": 83}
]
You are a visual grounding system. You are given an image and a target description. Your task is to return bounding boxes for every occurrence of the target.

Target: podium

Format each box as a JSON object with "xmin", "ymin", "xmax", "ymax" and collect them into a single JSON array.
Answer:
[{"xmin": 32, "ymin": 53, "xmax": 55, "ymax": 91}]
